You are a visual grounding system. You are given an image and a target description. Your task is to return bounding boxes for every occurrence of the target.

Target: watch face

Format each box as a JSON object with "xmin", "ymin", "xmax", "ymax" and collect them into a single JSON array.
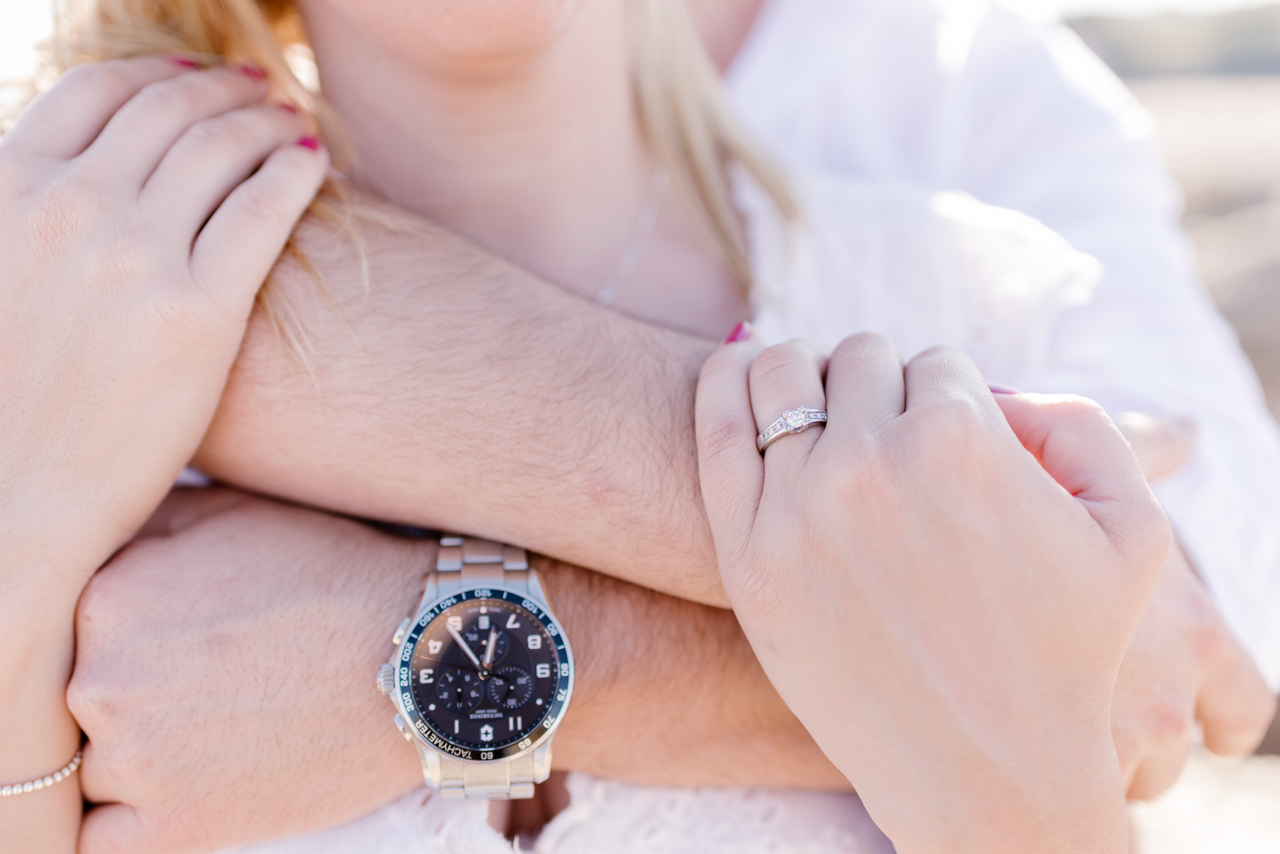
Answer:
[{"xmin": 396, "ymin": 587, "xmax": 572, "ymax": 762}]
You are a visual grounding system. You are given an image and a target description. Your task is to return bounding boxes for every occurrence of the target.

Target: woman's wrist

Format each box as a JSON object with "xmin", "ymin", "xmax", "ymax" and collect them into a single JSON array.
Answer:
[
  {"xmin": 0, "ymin": 487, "xmax": 130, "ymax": 598},
  {"xmin": 883, "ymin": 728, "xmax": 1128, "ymax": 854},
  {"xmin": 0, "ymin": 528, "xmax": 92, "ymax": 775},
  {"xmin": 0, "ymin": 613, "xmax": 82, "ymax": 784}
]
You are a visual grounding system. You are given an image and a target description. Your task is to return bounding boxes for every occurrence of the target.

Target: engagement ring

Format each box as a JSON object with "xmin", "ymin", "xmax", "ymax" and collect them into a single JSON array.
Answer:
[{"xmin": 757, "ymin": 407, "xmax": 828, "ymax": 453}]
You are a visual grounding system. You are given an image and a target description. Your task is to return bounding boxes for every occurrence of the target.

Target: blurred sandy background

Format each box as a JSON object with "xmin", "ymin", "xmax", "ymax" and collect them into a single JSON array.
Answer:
[
  {"xmin": 1133, "ymin": 75, "xmax": 1280, "ymax": 413},
  {"xmin": 4, "ymin": 0, "xmax": 1280, "ymax": 850},
  {"xmin": 1072, "ymin": 8, "xmax": 1280, "ymax": 422}
]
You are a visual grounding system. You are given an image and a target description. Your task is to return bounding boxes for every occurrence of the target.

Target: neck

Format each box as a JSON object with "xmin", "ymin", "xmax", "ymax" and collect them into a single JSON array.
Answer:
[{"xmin": 301, "ymin": 2, "xmax": 653, "ymax": 294}]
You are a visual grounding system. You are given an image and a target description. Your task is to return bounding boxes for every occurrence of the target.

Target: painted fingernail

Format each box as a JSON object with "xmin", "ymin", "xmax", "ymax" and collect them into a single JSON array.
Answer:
[
  {"xmin": 275, "ymin": 102, "xmax": 298, "ymax": 114},
  {"xmin": 169, "ymin": 56, "xmax": 201, "ymax": 70},
  {"xmin": 236, "ymin": 62, "xmax": 268, "ymax": 80},
  {"xmin": 725, "ymin": 321, "xmax": 753, "ymax": 344},
  {"xmin": 295, "ymin": 136, "xmax": 320, "ymax": 151},
  {"xmin": 988, "ymin": 383, "xmax": 1022, "ymax": 395}
]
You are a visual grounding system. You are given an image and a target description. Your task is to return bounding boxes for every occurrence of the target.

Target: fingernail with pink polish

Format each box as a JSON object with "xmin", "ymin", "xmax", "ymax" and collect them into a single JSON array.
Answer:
[
  {"xmin": 236, "ymin": 62, "xmax": 268, "ymax": 80},
  {"xmin": 169, "ymin": 56, "xmax": 201, "ymax": 70},
  {"xmin": 295, "ymin": 136, "xmax": 320, "ymax": 151},
  {"xmin": 988, "ymin": 383, "xmax": 1022, "ymax": 395},
  {"xmin": 725, "ymin": 321, "xmax": 753, "ymax": 344}
]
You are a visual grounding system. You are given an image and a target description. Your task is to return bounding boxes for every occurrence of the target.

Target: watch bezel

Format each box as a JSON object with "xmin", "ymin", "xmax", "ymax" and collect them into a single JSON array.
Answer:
[{"xmin": 392, "ymin": 584, "xmax": 574, "ymax": 763}]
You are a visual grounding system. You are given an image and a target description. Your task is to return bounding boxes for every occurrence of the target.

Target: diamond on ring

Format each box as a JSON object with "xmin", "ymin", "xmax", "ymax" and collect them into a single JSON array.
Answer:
[{"xmin": 756, "ymin": 407, "xmax": 829, "ymax": 453}]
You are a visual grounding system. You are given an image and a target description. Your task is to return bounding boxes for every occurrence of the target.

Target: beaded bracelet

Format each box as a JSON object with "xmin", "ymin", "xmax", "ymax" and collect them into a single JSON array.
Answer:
[{"xmin": 0, "ymin": 750, "xmax": 82, "ymax": 798}]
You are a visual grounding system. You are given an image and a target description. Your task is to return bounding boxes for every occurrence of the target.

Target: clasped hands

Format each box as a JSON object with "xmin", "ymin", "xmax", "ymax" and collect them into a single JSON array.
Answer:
[
  {"xmin": 69, "ymin": 336, "xmax": 1275, "ymax": 854},
  {"xmin": 696, "ymin": 331, "xmax": 1275, "ymax": 853}
]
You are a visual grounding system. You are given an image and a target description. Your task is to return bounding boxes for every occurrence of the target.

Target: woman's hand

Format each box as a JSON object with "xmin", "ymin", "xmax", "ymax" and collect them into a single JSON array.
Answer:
[
  {"xmin": 695, "ymin": 330, "xmax": 1169, "ymax": 854},
  {"xmin": 0, "ymin": 55, "xmax": 327, "ymax": 585},
  {"xmin": 0, "ymin": 54, "xmax": 325, "ymax": 854}
]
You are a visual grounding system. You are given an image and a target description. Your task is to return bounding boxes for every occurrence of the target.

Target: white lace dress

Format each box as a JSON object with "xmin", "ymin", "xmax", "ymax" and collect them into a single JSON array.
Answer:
[{"xmin": 223, "ymin": 169, "xmax": 1097, "ymax": 854}]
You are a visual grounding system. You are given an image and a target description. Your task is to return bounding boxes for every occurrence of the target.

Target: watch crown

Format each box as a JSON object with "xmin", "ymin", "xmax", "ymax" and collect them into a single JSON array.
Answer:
[
  {"xmin": 391, "ymin": 617, "xmax": 411, "ymax": 647},
  {"xmin": 393, "ymin": 713, "xmax": 412, "ymax": 742},
  {"xmin": 377, "ymin": 663, "xmax": 396, "ymax": 695}
]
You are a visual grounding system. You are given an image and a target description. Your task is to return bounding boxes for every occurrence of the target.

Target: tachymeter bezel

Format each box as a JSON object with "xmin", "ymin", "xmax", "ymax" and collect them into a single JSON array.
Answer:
[{"xmin": 393, "ymin": 586, "xmax": 574, "ymax": 763}]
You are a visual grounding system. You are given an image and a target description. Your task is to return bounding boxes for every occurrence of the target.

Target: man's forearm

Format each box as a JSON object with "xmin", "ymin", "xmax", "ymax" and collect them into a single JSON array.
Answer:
[
  {"xmin": 72, "ymin": 490, "xmax": 847, "ymax": 854},
  {"xmin": 197, "ymin": 205, "xmax": 724, "ymax": 604},
  {"xmin": 537, "ymin": 555, "xmax": 849, "ymax": 789}
]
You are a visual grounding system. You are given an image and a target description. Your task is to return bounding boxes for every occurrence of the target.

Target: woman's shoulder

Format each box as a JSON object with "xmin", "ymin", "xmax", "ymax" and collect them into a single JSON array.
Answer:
[
  {"xmin": 739, "ymin": 168, "xmax": 1100, "ymax": 380},
  {"xmin": 725, "ymin": 0, "xmax": 1140, "ymax": 187}
]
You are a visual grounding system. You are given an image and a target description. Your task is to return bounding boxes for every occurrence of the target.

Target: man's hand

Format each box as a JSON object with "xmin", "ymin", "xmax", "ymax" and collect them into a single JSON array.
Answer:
[
  {"xmin": 71, "ymin": 491, "xmax": 427, "ymax": 854},
  {"xmin": 70, "ymin": 489, "xmax": 843, "ymax": 854},
  {"xmin": 1095, "ymin": 409, "xmax": 1275, "ymax": 799},
  {"xmin": 1115, "ymin": 542, "xmax": 1276, "ymax": 800}
]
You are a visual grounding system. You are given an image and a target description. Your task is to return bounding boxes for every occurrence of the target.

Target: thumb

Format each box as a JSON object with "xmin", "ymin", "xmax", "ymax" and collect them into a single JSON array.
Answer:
[
  {"xmin": 993, "ymin": 392, "xmax": 1170, "ymax": 574},
  {"xmin": 132, "ymin": 486, "xmax": 253, "ymax": 540},
  {"xmin": 696, "ymin": 326, "xmax": 767, "ymax": 568},
  {"xmin": 79, "ymin": 804, "xmax": 163, "ymax": 854},
  {"xmin": 1115, "ymin": 412, "xmax": 1197, "ymax": 483},
  {"xmin": 1198, "ymin": 631, "xmax": 1277, "ymax": 757}
]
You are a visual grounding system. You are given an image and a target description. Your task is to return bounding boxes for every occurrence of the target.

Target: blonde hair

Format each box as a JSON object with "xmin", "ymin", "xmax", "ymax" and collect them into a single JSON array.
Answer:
[{"xmin": 25, "ymin": 0, "xmax": 796, "ymax": 295}]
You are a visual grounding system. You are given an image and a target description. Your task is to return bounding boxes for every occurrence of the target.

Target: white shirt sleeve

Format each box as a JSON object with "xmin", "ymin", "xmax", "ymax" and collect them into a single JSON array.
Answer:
[
  {"xmin": 965, "ymin": 20, "xmax": 1280, "ymax": 688},
  {"xmin": 728, "ymin": 0, "xmax": 1280, "ymax": 686}
]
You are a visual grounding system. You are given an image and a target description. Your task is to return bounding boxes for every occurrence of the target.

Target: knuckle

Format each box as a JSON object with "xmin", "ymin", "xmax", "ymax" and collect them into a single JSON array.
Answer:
[
  {"xmin": 909, "ymin": 396, "xmax": 988, "ymax": 453},
  {"xmin": 830, "ymin": 331, "xmax": 897, "ymax": 366},
  {"xmin": 749, "ymin": 342, "xmax": 817, "ymax": 389},
  {"xmin": 1128, "ymin": 499, "xmax": 1173, "ymax": 571},
  {"xmin": 725, "ymin": 557, "xmax": 777, "ymax": 608},
  {"xmin": 699, "ymin": 343, "xmax": 742, "ymax": 385},
  {"xmin": 231, "ymin": 181, "xmax": 290, "ymax": 225},
  {"xmin": 697, "ymin": 413, "xmax": 751, "ymax": 463},
  {"xmin": 1180, "ymin": 593, "xmax": 1229, "ymax": 663},
  {"xmin": 66, "ymin": 668, "xmax": 118, "ymax": 733},
  {"xmin": 905, "ymin": 344, "xmax": 976, "ymax": 378},
  {"xmin": 137, "ymin": 76, "xmax": 205, "ymax": 119},
  {"xmin": 77, "ymin": 567, "xmax": 124, "ymax": 629},
  {"xmin": 60, "ymin": 61, "xmax": 132, "ymax": 99},
  {"xmin": 186, "ymin": 114, "xmax": 256, "ymax": 153},
  {"xmin": 1142, "ymin": 698, "xmax": 1194, "ymax": 746},
  {"xmin": 1037, "ymin": 393, "xmax": 1108, "ymax": 420},
  {"xmin": 268, "ymin": 148, "xmax": 322, "ymax": 187}
]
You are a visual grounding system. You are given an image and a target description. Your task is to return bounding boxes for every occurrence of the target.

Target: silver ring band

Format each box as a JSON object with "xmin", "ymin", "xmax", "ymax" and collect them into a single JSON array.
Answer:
[{"xmin": 757, "ymin": 407, "xmax": 828, "ymax": 453}]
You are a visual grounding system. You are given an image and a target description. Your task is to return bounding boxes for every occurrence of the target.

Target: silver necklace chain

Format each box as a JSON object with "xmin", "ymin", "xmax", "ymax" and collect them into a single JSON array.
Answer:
[{"xmin": 596, "ymin": 168, "xmax": 670, "ymax": 306}]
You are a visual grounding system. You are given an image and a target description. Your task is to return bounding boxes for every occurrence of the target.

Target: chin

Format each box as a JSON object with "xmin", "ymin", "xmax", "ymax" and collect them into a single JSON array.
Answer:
[{"xmin": 312, "ymin": 0, "xmax": 598, "ymax": 64}]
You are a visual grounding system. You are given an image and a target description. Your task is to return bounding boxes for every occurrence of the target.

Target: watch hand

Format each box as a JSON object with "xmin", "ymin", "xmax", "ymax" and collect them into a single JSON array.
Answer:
[
  {"xmin": 482, "ymin": 628, "xmax": 498, "ymax": 669},
  {"xmin": 448, "ymin": 625, "xmax": 482, "ymax": 668}
]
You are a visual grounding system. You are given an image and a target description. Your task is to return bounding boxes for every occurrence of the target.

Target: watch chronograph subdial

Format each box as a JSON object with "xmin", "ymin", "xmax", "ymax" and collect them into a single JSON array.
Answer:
[
  {"xmin": 487, "ymin": 665, "xmax": 535, "ymax": 710},
  {"xmin": 435, "ymin": 668, "xmax": 485, "ymax": 713}
]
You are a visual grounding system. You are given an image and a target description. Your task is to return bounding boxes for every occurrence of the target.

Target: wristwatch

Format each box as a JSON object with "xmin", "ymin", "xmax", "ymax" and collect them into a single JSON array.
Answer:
[{"xmin": 376, "ymin": 535, "xmax": 574, "ymax": 799}]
